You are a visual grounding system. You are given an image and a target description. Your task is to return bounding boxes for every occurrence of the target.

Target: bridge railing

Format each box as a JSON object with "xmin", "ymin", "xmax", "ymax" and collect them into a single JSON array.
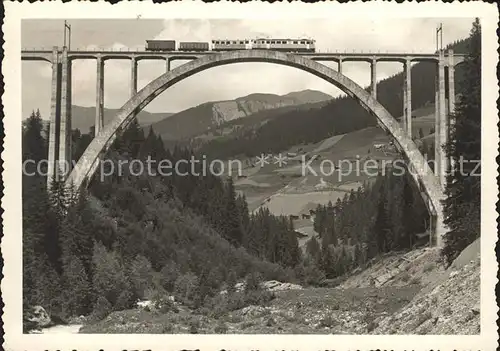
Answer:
[{"xmin": 21, "ymin": 47, "xmax": 443, "ymax": 55}]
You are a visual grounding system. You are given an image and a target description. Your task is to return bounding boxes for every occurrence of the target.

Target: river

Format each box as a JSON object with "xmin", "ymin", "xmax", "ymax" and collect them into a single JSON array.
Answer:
[{"xmin": 41, "ymin": 324, "xmax": 83, "ymax": 334}]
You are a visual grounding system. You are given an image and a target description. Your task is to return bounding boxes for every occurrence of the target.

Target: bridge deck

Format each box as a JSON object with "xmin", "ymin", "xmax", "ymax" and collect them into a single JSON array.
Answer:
[{"xmin": 21, "ymin": 49, "xmax": 465, "ymax": 64}]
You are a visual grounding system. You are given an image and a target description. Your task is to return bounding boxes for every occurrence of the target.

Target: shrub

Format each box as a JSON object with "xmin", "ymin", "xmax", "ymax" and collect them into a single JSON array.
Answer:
[
  {"xmin": 189, "ymin": 319, "xmax": 200, "ymax": 334},
  {"xmin": 245, "ymin": 271, "xmax": 263, "ymax": 292},
  {"xmin": 151, "ymin": 291, "xmax": 178, "ymax": 314},
  {"xmin": 367, "ymin": 321, "xmax": 378, "ymax": 332},
  {"xmin": 416, "ymin": 311, "xmax": 432, "ymax": 327},
  {"xmin": 159, "ymin": 262, "xmax": 180, "ymax": 292},
  {"xmin": 400, "ymin": 271, "xmax": 411, "ymax": 282},
  {"xmin": 319, "ymin": 315, "xmax": 337, "ymax": 328},
  {"xmin": 240, "ymin": 320, "xmax": 255, "ymax": 330},
  {"xmin": 303, "ymin": 263, "xmax": 326, "ymax": 286},
  {"xmin": 128, "ymin": 255, "xmax": 155, "ymax": 299},
  {"xmin": 443, "ymin": 306, "xmax": 452, "ymax": 316},
  {"xmin": 214, "ymin": 322, "xmax": 228, "ymax": 334},
  {"xmin": 114, "ymin": 289, "xmax": 135, "ymax": 311},
  {"xmin": 423, "ymin": 262, "xmax": 434, "ymax": 273},
  {"xmin": 243, "ymin": 289, "xmax": 275, "ymax": 306},
  {"xmin": 409, "ymin": 276, "xmax": 421, "ymax": 285},
  {"xmin": 174, "ymin": 272, "xmax": 200, "ymax": 306},
  {"xmin": 90, "ymin": 296, "xmax": 112, "ymax": 322},
  {"xmin": 162, "ymin": 322, "xmax": 174, "ymax": 333}
]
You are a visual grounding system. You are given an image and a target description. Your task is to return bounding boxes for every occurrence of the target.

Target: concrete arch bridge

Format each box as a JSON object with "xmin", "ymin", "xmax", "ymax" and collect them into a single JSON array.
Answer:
[{"xmin": 22, "ymin": 47, "xmax": 464, "ymax": 247}]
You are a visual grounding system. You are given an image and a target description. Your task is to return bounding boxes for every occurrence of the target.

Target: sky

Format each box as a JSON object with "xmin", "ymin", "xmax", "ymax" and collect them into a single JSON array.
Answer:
[{"xmin": 21, "ymin": 18, "xmax": 474, "ymax": 119}]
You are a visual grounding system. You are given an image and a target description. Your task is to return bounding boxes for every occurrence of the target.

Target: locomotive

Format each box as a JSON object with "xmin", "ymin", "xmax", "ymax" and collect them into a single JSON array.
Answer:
[{"xmin": 145, "ymin": 38, "xmax": 316, "ymax": 53}]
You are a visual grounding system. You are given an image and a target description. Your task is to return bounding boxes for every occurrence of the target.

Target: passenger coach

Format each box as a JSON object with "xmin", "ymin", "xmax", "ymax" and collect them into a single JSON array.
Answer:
[{"xmin": 212, "ymin": 38, "xmax": 316, "ymax": 52}]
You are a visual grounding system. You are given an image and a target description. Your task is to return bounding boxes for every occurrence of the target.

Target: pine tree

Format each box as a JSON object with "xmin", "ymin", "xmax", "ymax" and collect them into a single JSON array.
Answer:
[
  {"xmin": 306, "ymin": 236, "xmax": 321, "ymax": 265},
  {"xmin": 442, "ymin": 19, "xmax": 482, "ymax": 265},
  {"xmin": 373, "ymin": 186, "xmax": 390, "ymax": 255},
  {"xmin": 223, "ymin": 178, "xmax": 244, "ymax": 246},
  {"xmin": 23, "ymin": 109, "xmax": 47, "ymax": 167},
  {"xmin": 61, "ymin": 255, "xmax": 94, "ymax": 316},
  {"xmin": 128, "ymin": 255, "xmax": 154, "ymax": 299},
  {"xmin": 92, "ymin": 242, "xmax": 131, "ymax": 306}
]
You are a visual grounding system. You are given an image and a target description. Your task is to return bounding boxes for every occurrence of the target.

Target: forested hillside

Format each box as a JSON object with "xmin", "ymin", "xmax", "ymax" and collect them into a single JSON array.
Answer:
[
  {"xmin": 303, "ymin": 20, "xmax": 481, "ymax": 278},
  {"xmin": 23, "ymin": 115, "xmax": 301, "ymax": 329},
  {"xmin": 305, "ymin": 165, "xmax": 429, "ymax": 282},
  {"xmin": 196, "ymin": 38, "xmax": 470, "ymax": 159},
  {"xmin": 22, "ymin": 22, "xmax": 480, "ymax": 333},
  {"xmin": 441, "ymin": 20, "xmax": 481, "ymax": 265}
]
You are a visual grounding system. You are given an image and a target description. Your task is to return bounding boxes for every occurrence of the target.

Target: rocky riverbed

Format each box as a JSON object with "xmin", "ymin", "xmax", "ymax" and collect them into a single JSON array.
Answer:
[
  {"xmin": 41, "ymin": 324, "xmax": 83, "ymax": 334},
  {"xmin": 26, "ymin": 241, "xmax": 480, "ymax": 335}
]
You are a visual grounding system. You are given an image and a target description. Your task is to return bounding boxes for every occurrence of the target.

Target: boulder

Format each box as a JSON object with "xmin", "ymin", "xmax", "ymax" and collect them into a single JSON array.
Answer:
[
  {"xmin": 25, "ymin": 305, "xmax": 52, "ymax": 329},
  {"xmin": 239, "ymin": 305, "xmax": 269, "ymax": 318},
  {"xmin": 261, "ymin": 280, "xmax": 303, "ymax": 291},
  {"xmin": 136, "ymin": 300, "xmax": 153, "ymax": 309}
]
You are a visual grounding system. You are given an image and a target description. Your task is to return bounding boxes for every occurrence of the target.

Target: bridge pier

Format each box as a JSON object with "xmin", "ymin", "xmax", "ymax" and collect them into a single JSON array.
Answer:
[
  {"xmin": 47, "ymin": 46, "xmax": 61, "ymax": 189},
  {"xmin": 338, "ymin": 58, "xmax": 342, "ymax": 74},
  {"xmin": 434, "ymin": 71, "xmax": 441, "ymax": 180},
  {"xmin": 58, "ymin": 46, "xmax": 72, "ymax": 179},
  {"xmin": 165, "ymin": 57, "xmax": 171, "ymax": 72},
  {"xmin": 95, "ymin": 56, "xmax": 104, "ymax": 136},
  {"xmin": 447, "ymin": 49, "xmax": 455, "ymax": 131},
  {"xmin": 433, "ymin": 51, "xmax": 449, "ymax": 189},
  {"xmin": 131, "ymin": 57, "xmax": 138, "ymax": 96},
  {"xmin": 404, "ymin": 59, "xmax": 412, "ymax": 137},
  {"xmin": 438, "ymin": 50, "xmax": 448, "ymax": 188},
  {"xmin": 370, "ymin": 59, "xmax": 377, "ymax": 99},
  {"xmin": 447, "ymin": 50, "xmax": 456, "ymax": 171}
]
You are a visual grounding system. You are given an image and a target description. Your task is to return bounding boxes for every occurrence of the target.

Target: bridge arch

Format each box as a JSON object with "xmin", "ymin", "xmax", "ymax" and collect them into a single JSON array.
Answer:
[{"xmin": 65, "ymin": 49, "xmax": 446, "ymax": 245}]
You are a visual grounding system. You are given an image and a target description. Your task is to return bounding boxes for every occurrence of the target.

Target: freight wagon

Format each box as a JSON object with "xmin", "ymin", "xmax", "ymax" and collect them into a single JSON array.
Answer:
[
  {"xmin": 145, "ymin": 40, "xmax": 176, "ymax": 51},
  {"xmin": 179, "ymin": 41, "xmax": 209, "ymax": 52}
]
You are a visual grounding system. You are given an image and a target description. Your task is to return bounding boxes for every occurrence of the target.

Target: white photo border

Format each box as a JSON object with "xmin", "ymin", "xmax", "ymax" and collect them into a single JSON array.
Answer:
[{"xmin": 2, "ymin": 1, "xmax": 498, "ymax": 350}]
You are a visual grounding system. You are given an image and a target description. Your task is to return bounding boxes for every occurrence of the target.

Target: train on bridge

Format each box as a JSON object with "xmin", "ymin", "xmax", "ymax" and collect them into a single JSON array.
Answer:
[{"xmin": 145, "ymin": 38, "xmax": 316, "ymax": 53}]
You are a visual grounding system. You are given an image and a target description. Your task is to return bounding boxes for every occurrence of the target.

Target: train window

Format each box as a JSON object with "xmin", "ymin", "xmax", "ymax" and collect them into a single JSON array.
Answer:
[
  {"xmin": 245, "ymin": 40, "xmax": 249, "ymax": 44},
  {"xmin": 266, "ymin": 40, "xmax": 270, "ymax": 44},
  {"xmin": 293, "ymin": 41, "xmax": 298, "ymax": 44}
]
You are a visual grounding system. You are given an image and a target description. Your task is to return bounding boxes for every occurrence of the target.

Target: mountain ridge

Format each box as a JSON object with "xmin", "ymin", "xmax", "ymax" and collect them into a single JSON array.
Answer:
[
  {"xmin": 70, "ymin": 106, "xmax": 174, "ymax": 134},
  {"xmin": 150, "ymin": 89, "xmax": 333, "ymax": 141}
]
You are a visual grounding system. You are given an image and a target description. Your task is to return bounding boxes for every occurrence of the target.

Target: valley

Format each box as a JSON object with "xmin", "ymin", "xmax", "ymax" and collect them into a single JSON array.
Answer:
[
  {"xmin": 58, "ymin": 238, "xmax": 479, "ymax": 335},
  {"xmin": 22, "ymin": 25, "xmax": 482, "ymax": 340}
]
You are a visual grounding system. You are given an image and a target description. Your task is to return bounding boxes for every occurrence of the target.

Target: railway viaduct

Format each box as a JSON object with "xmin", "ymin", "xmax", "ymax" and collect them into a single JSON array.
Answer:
[{"xmin": 21, "ymin": 46, "xmax": 464, "ymax": 247}]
